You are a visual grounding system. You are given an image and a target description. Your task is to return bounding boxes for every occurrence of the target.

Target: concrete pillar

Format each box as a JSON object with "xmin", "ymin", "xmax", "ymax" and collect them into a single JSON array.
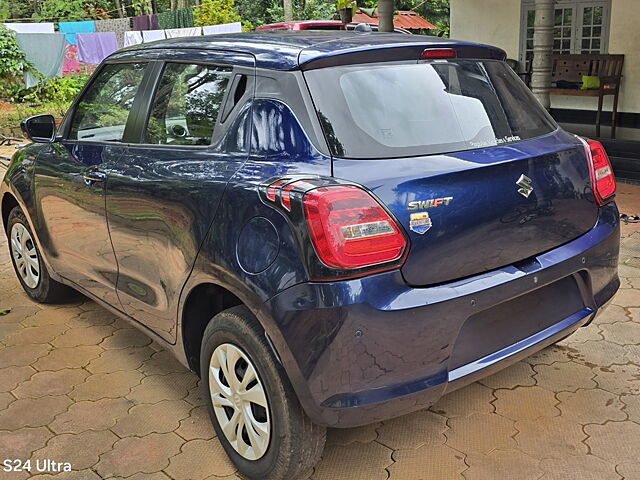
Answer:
[{"xmin": 531, "ymin": 0, "xmax": 555, "ymax": 109}]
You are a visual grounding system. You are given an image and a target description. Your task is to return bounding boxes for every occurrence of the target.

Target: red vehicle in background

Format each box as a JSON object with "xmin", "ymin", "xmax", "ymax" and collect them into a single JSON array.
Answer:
[{"xmin": 256, "ymin": 20, "xmax": 412, "ymax": 34}]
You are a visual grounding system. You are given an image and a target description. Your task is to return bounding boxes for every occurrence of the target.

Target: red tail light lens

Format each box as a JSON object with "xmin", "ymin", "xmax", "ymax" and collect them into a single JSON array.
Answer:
[
  {"xmin": 586, "ymin": 139, "xmax": 616, "ymax": 204},
  {"xmin": 303, "ymin": 186, "xmax": 407, "ymax": 270},
  {"xmin": 420, "ymin": 48, "xmax": 457, "ymax": 60}
]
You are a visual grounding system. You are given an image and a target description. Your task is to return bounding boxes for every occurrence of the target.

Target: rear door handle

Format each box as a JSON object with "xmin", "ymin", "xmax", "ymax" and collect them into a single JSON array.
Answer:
[{"xmin": 83, "ymin": 169, "xmax": 107, "ymax": 185}]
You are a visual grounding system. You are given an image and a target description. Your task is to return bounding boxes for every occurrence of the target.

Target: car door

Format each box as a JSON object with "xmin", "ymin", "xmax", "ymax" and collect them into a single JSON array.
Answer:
[
  {"xmin": 102, "ymin": 53, "xmax": 255, "ymax": 342},
  {"xmin": 33, "ymin": 62, "xmax": 151, "ymax": 305}
]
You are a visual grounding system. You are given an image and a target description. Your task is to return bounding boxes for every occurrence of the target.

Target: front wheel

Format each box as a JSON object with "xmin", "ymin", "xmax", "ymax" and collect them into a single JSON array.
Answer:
[
  {"xmin": 200, "ymin": 306, "xmax": 326, "ymax": 480},
  {"xmin": 7, "ymin": 206, "xmax": 75, "ymax": 303}
]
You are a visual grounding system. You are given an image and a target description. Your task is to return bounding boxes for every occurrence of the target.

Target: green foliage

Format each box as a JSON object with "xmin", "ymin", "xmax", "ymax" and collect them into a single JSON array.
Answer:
[
  {"xmin": 0, "ymin": 24, "xmax": 29, "ymax": 100},
  {"xmin": 35, "ymin": 0, "xmax": 87, "ymax": 21},
  {"xmin": 24, "ymin": 72, "xmax": 92, "ymax": 105},
  {"xmin": 265, "ymin": 0, "xmax": 336, "ymax": 23},
  {"xmin": 194, "ymin": 0, "xmax": 242, "ymax": 27}
]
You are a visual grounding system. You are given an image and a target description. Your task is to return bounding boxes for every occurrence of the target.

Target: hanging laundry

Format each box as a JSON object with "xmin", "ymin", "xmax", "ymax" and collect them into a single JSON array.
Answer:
[
  {"xmin": 95, "ymin": 17, "xmax": 131, "ymax": 49},
  {"xmin": 63, "ymin": 45, "xmax": 81, "ymax": 75},
  {"xmin": 132, "ymin": 14, "xmax": 160, "ymax": 31},
  {"xmin": 14, "ymin": 32, "xmax": 66, "ymax": 88},
  {"xmin": 4, "ymin": 22, "xmax": 55, "ymax": 33},
  {"xmin": 165, "ymin": 27, "xmax": 201, "ymax": 38},
  {"xmin": 59, "ymin": 20, "xmax": 95, "ymax": 46},
  {"xmin": 123, "ymin": 30, "xmax": 143, "ymax": 47},
  {"xmin": 202, "ymin": 22, "xmax": 242, "ymax": 35},
  {"xmin": 158, "ymin": 8, "xmax": 194, "ymax": 29},
  {"xmin": 77, "ymin": 32, "xmax": 119, "ymax": 65},
  {"xmin": 142, "ymin": 29, "xmax": 166, "ymax": 42}
]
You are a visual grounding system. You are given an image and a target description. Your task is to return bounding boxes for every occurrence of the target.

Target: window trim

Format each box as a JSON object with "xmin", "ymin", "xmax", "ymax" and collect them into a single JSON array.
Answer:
[
  {"xmin": 60, "ymin": 60, "xmax": 153, "ymax": 145},
  {"xmin": 519, "ymin": 0, "xmax": 611, "ymax": 65}
]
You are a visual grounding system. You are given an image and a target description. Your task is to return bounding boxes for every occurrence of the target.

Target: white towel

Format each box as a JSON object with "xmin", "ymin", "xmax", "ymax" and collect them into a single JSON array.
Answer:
[
  {"xmin": 142, "ymin": 29, "xmax": 166, "ymax": 42},
  {"xmin": 165, "ymin": 27, "xmax": 202, "ymax": 38},
  {"xmin": 123, "ymin": 31, "xmax": 143, "ymax": 47},
  {"xmin": 202, "ymin": 22, "xmax": 242, "ymax": 35},
  {"xmin": 4, "ymin": 22, "xmax": 55, "ymax": 33}
]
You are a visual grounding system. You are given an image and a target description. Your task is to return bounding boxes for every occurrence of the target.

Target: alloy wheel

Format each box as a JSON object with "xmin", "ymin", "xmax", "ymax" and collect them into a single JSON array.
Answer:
[
  {"xmin": 10, "ymin": 222, "xmax": 40, "ymax": 289},
  {"xmin": 208, "ymin": 343, "xmax": 271, "ymax": 460}
]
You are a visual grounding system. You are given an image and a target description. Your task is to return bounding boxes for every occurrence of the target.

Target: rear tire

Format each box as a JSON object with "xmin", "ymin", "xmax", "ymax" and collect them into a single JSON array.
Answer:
[
  {"xmin": 7, "ymin": 207, "xmax": 75, "ymax": 303},
  {"xmin": 200, "ymin": 305, "xmax": 326, "ymax": 480}
]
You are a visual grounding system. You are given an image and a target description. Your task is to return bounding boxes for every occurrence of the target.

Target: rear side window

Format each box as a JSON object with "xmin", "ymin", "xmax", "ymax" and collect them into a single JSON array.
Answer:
[
  {"xmin": 145, "ymin": 63, "xmax": 232, "ymax": 146},
  {"xmin": 69, "ymin": 63, "xmax": 146, "ymax": 142},
  {"xmin": 304, "ymin": 60, "xmax": 557, "ymax": 159}
]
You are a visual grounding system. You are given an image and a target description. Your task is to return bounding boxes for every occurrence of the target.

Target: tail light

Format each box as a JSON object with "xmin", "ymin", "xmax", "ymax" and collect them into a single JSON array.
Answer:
[
  {"xmin": 260, "ymin": 177, "xmax": 409, "ymax": 280},
  {"xmin": 584, "ymin": 138, "xmax": 616, "ymax": 205},
  {"xmin": 304, "ymin": 186, "xmax": 407, "ymax": 269}
]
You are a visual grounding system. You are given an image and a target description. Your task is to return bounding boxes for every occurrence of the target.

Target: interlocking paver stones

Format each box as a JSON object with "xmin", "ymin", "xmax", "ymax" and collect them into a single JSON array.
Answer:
[
  {"xmin": 478, "ymin": 361, "xmax": 536, "ymax": 390},
  {"xmin": 51, "ymin": 325, "xmax": 116, "ymax": 348},
  {"xmin": 12, "ymin": 368, "xmax": 89, "ymax": 398},
  {"xmin": 140, "ymin": 350, "xmax": 190, "ymax": 376},
  {"xmin": 126, "ymin": 372, "xmax": 198, "ymax": 404},
  {"xmin": 445, "ymin": 413, "xmax": 517, "ymax": 454},
  {"xmin": 621, "ymin": 393, "xmax": 640, "ymax": 422},
  {"xmin": 312, "ymin": 441, "xmax": 393, "ymax": 480},
  {"xmin": 0, "ymin": 392, "xmax": 14, "ymax": 410},
  {"xmin": 562, "ymin": 323, "xmax": 603, "ymax": 343},
  {"xmin": 85, "ymin": 346, "xmax": 154, "ymax": 374},
  {"xmin": 493, "ymin": 386, "xmax": 560, "ymax": 421},
  {"xmin": 617, "ymin": 462, "xmax": 640, "ymax": 480},
  {"xmin": 49, "ymin": 397, "xmax": 133, "ymax": 434},
  {"xmin": 29, "ymin": 471, "xmax": 101, "ymax": 480},
  {"xmin": 0, "ymin": 427, "xmax": 53, "ymax": 460},
  {"xmin": 533, "ymin": 362, "xmax": 596, "ymax": 392},
  {"xmin": 524, "ymin": 344, "xmax": 573, "ymax": 366},
  {"xmin": 112, "ymin": 399, "xmax": 192, "ymax": 436},
  {"xmin": 376, "ymin": 410, "xmax": 447, "ymax": 450},
  {"xmin": 561, "ymin": 339, "xmax": 629, "ymax": 367},
  {"xmin": 31, "ymin": 430, "xmax": 119, "ymax": 470},
  {"xmin": 69, "ymin": 370, "xmax": 144, "ymax": 401},
  {"xmin": 431, "ymin": 383, "xmax": 494, "ymax": 418},
  {"xmin": 0, "ymin": 344, "xmax": 50, "ymax": 367},
  {"xmin": 32, "ymin": 345, "xmax": 103, "ymax": 371},
  {"xmin": 592, "ymin": 304, "xmax": 627, "ymax": 325},
  {"xmin": 593, "ymin": 363, "xmax": 640, "ymax": 395},
  {"xmin": 326, "ymin": 422, "xmax": 380, "ymax": 446},
  {"xmin": 612, "ymin": 287, "xmax": 640, "ymax": 307},
  {"xmin": 464, "ymin": 449, "xmax": 543, "ymax": 480},
  {"xmin": 69, "ymin": 309, "xmax": 119, "ymax": 327},
  {"xmin": 388, "ymin": 444, "xmax": 467, "ymax": 480},
  {"xmin": 100, "ymin": 327, "xmax": 152, "ymax": 349},
  {"xmin": 164, "ymin": 439, "xmax": 237, "ymax": 480},
  {"xmin": 0, "ymin": 395, "xmax": 72, "ymax": 429},
  {"xmin": 95, "ymin": 432, "xmax": 184, "ymax": 478},
  {"xmin": 18, "ymin": 308, "xmax": 73, "ymax": 327},
  {"xmin": 125, "ymin": 473, "xmax": 173, "ymax": 480},
  {"xmin": 585, "ymin": 422, "xmax": 640, "ymax": 464},
  {"xmin": 539, "ymin": 455, "xmax": 621, "ymax": 480},
  {"xmin": 600, "ymin": 321, "xmax": 640, "ymax": 345},
  {"xmin": 0, "ymin": 365, "xmax": 35, "ymax": 392},
  {"xmin": 514, "ymin": 416, "xmax": 588, "ymax": 459},
  {"xmin": 557, "ymin": 388, "xmax": 626, "ymax": 424}
]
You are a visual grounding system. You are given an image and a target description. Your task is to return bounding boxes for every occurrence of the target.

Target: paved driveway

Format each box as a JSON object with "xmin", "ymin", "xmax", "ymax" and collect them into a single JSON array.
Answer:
[{"xmin": 1, "ymin": 146, "xmax": 639, "ymax": 479}]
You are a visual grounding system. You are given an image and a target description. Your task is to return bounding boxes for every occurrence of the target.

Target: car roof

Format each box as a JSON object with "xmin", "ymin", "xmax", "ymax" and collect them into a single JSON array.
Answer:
[{"xmin": 113, "ymin": 31, "xmax": 506, "ymax": 71}]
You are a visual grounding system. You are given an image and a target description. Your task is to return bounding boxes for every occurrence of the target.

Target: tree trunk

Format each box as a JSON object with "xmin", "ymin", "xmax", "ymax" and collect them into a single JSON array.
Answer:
[
  {"xmin": 378, "ymin": 0, "xmax": 394, "ymax": 32},
  {"xmin": 113, "ymin": 0, "xmax": 124, "ymax": 18},
  {"xmin": 283, "ymin": 0, "xmax": 294, "ymax": 21},
  {"xmin": 531, "ymin": 0, "xmax": 556, "ymax": 109}
]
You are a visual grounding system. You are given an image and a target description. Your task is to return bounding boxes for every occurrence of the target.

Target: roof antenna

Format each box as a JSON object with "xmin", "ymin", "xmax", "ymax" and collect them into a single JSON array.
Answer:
[{"xmin": 354, "ymin": 23, "xmax": 373, "ymax": 34}]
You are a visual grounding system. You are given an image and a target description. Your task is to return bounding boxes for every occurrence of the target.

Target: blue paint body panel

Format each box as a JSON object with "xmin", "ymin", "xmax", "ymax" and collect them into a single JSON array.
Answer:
[{"xmin": 1, "ymin": 31, "xmax": 620, "ymax": 429}]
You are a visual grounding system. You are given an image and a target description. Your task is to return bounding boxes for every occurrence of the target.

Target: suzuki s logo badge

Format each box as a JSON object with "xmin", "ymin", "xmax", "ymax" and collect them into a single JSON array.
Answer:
[
  {"xmin": 516, "ymin": 174, "xmax": 534, "ymax": 198},
  {"xmin": 409, "ymin": 212, "xmax": 432, "ymax": 235}
]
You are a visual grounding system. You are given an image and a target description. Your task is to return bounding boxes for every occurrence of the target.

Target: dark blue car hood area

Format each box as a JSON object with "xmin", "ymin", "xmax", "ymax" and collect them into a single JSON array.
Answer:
[{"xmin": 333, "ymin": 130, "xmax": 600, "ymax": 286}]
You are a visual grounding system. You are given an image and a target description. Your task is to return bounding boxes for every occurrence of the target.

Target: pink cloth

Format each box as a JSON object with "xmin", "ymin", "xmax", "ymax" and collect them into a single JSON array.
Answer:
[{"xmin": 63, "ymin": 44, "xmax": 81, "ymax": 75}]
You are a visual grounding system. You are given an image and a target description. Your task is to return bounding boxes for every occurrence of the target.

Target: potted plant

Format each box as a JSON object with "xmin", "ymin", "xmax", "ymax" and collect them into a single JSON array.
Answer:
[{"xmin": 337, "ymin": 0, "xmax": 356, "ymax": 23}]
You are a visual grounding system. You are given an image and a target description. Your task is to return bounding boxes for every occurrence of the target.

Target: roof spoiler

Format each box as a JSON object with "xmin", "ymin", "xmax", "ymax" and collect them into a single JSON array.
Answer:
[{"xmin": 299, "ymin": 43, "xmax": 507, "ymax": 71}]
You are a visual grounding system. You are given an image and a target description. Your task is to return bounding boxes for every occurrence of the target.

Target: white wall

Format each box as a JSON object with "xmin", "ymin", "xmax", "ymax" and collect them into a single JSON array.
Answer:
[{"xmin": 449, "ymin": 0, "xmax": 640, "ymax": 114}]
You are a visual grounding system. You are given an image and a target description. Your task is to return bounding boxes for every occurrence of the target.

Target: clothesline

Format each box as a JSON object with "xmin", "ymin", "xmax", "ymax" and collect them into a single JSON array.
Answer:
[{"xmin": 3, "ymin": 1, "xmax": 161, "ymax": 22}]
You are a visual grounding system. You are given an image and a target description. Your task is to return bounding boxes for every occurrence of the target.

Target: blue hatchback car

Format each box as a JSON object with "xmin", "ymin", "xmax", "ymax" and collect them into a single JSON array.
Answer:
[{"xmin": 2, "ymin": 31, "xmax": 620, "ymax": 479}]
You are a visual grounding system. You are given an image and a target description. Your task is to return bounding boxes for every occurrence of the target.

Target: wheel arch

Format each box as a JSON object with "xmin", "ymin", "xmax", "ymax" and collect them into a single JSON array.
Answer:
[{"xmin": 1, "ymin": 192, "xmax": 20, "ymax": 231}]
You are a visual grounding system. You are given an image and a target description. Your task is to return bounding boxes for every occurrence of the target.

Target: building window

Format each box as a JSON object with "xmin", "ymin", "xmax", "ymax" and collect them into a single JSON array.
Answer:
[{"xmin": 520, "ymin": 0, "xmax": 611, "ymax": 64}]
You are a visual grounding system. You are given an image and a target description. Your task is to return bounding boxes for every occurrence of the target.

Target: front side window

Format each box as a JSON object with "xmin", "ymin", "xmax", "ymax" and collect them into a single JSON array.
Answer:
[
  {"xmin": 144, "ymin": 63, "xmax": 232, "ymax": 146},
  {"xmin": 305, "ymin": 60, "xmax": 557, "ymax": 159},
  {"xmin": 69, "ymin": 63, "xmax": 147, "ymax": 142}
]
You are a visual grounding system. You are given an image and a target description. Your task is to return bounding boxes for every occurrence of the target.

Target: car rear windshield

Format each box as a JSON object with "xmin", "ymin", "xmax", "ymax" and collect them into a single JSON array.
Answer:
[{"xmin": 304, "ymin": 59, "xmax": 557, "ymax": 159}]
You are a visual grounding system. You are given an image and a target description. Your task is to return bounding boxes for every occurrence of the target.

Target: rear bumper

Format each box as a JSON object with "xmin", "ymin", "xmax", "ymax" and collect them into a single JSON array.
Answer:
[{"xmin": 260, "ymin": 203, "xmax": 620, "ymax": 427}]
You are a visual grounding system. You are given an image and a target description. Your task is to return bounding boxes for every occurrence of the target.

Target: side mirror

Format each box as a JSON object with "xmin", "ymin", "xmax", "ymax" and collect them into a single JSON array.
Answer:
[{"xmin": 21, "ymin": 114, "xmax": 56, "ymax": 143}]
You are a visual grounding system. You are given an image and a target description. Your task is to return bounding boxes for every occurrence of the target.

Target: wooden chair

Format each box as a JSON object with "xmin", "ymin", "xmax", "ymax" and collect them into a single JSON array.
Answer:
[{"xmin": 550, "ymin": 54, "xmax": 624, "ymax": 138}]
